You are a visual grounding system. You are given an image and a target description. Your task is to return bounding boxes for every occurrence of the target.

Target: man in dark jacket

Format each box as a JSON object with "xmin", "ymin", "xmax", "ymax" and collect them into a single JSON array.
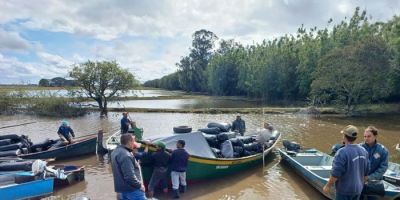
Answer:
[
  {"xmin": 57, "ymin": 120, "xmax": 75, "ymax": 144},
  {"xmin": 170, "ymin": 140, "xmax": 189, "ymax": 199},
  {"xmin": 323, "ymin": 125, "xmax": 369, "ymax": 200},
  {"xmin": 147, "ymin": 141, "xmax": 170, "ymax": 198},
  {"xmin": 120, "ymin": 112, "xmax": 131, "ymax": 134},
  {"xmin": 232, "ymin": 115, "xmax": 246, "ymax": 136},
  {"xmin": 361, "ymin": 126, "xmax": 389, "ymax": 199},
  {"xmin": 111, "ymin": 134, "xmax": 146, "ymax": 200}
]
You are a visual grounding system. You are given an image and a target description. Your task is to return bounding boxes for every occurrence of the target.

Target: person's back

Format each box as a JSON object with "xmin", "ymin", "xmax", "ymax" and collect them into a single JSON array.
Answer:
[
  {"xmin": 152, "ymin": 149, "xmax": 170, "ymax": 168},
  {"xmin": 170, "ymin": 148, "xmax": 189, "ymax": 172},
  {"xmin": 333, "ymin": 144, "xmax": 369, "ymax": 195}
]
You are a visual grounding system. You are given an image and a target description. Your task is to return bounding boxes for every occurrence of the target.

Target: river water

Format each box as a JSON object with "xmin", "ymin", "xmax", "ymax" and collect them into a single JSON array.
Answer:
[{"xmin": 0, "ymin": 113, "xmax": 399, "ymax": 200}]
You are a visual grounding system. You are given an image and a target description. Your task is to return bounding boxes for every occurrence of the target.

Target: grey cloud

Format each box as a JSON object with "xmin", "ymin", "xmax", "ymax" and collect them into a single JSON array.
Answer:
[{"xmin": 0, "ymin": 28, "xmax": 31, "ymax": 52}]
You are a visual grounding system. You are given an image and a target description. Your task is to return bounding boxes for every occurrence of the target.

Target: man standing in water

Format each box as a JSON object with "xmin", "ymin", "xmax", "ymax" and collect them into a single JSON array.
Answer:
[
  {"xmin": 120, "ymin": 112, "xmax": 131, "ymax": 134},
  {"xmin": 170, "ymin": 140, "xmax": 189, "ymax": 199},
  {"xmin": 323, "ymin": 125, "xmax": 369, "ymax": 200},
  {"xmin": 232, "ymin": 115, "xmax": 246, "ymax": 136},
  {"xmin": 361, "ymin": 126, "xmax": 388, "ymax": 199},
  {"xmin": 111, "ymin": 134, "xmax": 146, "ymax": 200}
]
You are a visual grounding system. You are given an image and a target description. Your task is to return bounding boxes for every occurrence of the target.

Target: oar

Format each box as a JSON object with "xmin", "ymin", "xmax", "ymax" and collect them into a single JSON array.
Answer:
[{"xmin": 0, "ymin": 121, "xmax": 37, "ymax": 129}]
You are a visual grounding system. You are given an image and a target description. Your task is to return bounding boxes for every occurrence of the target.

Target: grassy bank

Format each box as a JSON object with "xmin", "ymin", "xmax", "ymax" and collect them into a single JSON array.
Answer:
[{"xmin": 0, "ymin": 90, "xmax": 87, "ymax": 117}]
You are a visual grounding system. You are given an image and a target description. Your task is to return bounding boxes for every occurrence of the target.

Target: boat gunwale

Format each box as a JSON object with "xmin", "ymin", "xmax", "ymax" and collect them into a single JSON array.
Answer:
[
  {"xmin": 19, "ymin": 134, "xmax": 97, "ymax": 157},
  {"xmin": 107, "ymin": 131, "xmax": 281, "ymax": 164}
]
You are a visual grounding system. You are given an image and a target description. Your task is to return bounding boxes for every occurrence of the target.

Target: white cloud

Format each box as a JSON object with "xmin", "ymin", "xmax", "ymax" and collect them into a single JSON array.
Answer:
[
  {"xmin": 0, "ymin": 0, "xmax": 399, "ymax": 83},
  {"xmin": 37, "ymin": 52, "xmax": 74, "ymax": 69},
  {"xmin": 0, "ymin": 28, "xmax": 31, "ymax": 52}
]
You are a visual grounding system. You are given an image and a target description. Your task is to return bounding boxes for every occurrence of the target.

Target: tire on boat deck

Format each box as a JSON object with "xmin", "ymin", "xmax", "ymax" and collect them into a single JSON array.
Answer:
[{"xmin": 173, "ymin": 126, "xmax": 192, "ymax": 134}]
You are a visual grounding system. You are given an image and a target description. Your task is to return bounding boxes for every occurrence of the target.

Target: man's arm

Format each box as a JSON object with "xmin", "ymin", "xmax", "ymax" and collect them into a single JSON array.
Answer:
[
  {"xmin": 323, "ymin": 176, "xmax": 337, "ymax": 193},
  {"xmin": 69, "ymin": 127, "xmax": 75, "ymax": 138},
  {"xmin": 120, "ymin": 156, "xmax": 142, "ymax": 189}
]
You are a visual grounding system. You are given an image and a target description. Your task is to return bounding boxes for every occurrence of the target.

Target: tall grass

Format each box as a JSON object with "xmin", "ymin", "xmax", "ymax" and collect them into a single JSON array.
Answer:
[{"xmin": 0, "ymin": 89, "xmax": 87, "ymax": 117}]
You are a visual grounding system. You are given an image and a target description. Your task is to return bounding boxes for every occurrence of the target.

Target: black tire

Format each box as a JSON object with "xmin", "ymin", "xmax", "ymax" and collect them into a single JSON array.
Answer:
[{"xmin": 173, "ymin": 126, "xmax": 192, "ymax": 134}]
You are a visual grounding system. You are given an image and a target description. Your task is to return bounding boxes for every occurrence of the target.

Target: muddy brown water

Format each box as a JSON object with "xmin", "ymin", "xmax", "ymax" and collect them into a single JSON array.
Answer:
[{"xmin": 0, "ymin": 113, "xmax": 399, "ymax": 200}]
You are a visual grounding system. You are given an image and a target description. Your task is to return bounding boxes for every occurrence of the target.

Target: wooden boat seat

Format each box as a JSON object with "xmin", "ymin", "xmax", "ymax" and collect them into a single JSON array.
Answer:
[{"xmin": 304, "ymin": 165, "xmax": 332, "ymax": 171}]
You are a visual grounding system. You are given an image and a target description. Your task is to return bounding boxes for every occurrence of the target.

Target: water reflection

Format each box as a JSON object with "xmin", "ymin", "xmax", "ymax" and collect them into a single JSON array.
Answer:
[
  {"xmin": 10, "ymin": 89, "xmax": 184, "ymax": 98},
  {"xmin": 0, "ymin": 113, "xmax": 399, "ymax": 199},
  {"xmin": 95, "ymin": 98, "xmax": 266, "ymax": 109}
]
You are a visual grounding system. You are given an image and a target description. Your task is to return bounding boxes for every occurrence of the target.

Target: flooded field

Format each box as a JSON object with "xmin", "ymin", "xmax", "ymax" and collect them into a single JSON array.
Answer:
[{"xmin": 1, "ymin": 113, "xmax": 399, "ymax": 200}]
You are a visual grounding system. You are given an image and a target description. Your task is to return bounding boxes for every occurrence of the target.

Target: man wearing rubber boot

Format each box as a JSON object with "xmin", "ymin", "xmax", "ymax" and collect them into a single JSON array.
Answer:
[{"xmin": 170, "ymin": 140, "xmax": 189, "ymax": 199}]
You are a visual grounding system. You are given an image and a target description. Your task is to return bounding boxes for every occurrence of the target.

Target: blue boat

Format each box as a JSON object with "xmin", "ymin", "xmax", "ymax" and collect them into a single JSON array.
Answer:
[
  {"xmin": 0, "ymin": 171, "xmax": 54, "ymax": 199},
  {"xmin": 18, "ymin": 134, "xmax": 98, "ymax": 160},
  {"xmin": 278, "ymin": 145, "xmax": 400, "ymax": 200}
]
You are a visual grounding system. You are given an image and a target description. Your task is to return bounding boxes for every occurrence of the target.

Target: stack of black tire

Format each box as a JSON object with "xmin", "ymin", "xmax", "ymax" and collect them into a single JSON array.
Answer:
[{"xmin": 0, "ymin": 134, "xmax": 33, "ymax": 157}]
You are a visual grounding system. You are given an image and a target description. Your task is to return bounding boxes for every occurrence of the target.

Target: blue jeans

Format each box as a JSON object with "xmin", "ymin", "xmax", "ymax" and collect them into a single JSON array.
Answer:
[
  {"xmin": 119, "ymin": 190, "xmax": 146, "ymax": 200},
  {"xmin": 336, "ymin": 193, "xmax": 361, "ymax": 200}
]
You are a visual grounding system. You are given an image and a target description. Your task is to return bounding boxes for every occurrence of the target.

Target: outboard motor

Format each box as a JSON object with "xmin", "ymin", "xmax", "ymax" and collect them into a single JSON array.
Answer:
[
  {"xmin": 283, "ymin": 140, "xmax": 301, "ymax": 152},
  {"xmin": 331, "ymin": 143, "xmax": 345, "ymax": 156}
]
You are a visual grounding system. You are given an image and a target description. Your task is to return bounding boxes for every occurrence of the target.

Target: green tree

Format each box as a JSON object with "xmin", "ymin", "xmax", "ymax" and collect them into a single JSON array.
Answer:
[
  {"xmin": 69, "ymin": 60, "xmax": 138, "ymax": 115},
  {"xmin": 38, "ymin": 79, "xmax": 50, "ymax": 87},
  {"xmin": 311, "ymin": 37, "xmax": 391, "ymax": 115},
  {"xmin": 178, "ymin": 29, "xmax": 218, "ymax": 92}
]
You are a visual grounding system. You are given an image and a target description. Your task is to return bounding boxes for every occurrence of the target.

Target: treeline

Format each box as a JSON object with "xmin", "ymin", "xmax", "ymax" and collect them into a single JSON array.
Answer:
[{"xmin": 144, "ymin": 8, "xmax": 400, "ymax": 113}]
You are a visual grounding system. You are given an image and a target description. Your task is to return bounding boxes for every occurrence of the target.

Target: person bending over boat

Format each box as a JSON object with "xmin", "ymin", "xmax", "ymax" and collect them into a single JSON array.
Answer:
[
  {"xmin": 147, "ymin": 141, "xmax": 171, "ymax": 198},
  {"xmin": 130, "ymin": 121, "xmax": 144, "ymax": 141},
  {"xmin": 256, "ymin": 122, "xmax": 274, "ymax": 144},
  {"xmin": 232, "ymin": 115, "xmax": 246, "ymax": 136},
  {"xmin": 323, "ymin": 125, "xmax": 369, "ymax": 200},
  {"xmin": 57, "ymin": 120, "xmax": 75, "ymax": 144},
  {"xmin": 361, "ymin": 126, "xmax": 388, "ymax": 199},
  {"xmin": 111, "ymin": 134, "xmax": 146, "ymax": 200},
  {"xmin": 120, "ymin": 112, "xmax": 132, "ymax": 134},
  {"xmin": 170, "ymin": 140, "xmax": 189, "ymax": 199}
]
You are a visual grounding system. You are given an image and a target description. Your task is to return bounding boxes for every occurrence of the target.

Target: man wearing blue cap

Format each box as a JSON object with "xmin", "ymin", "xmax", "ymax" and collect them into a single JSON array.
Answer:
[{"xmin": 57, "ymin": 120, "xmax": 75, "ymax": 144}]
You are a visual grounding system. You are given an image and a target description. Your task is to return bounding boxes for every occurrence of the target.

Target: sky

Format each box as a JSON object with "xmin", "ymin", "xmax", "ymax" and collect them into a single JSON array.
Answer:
[{"xmin": 0, "ymin": 0, "xmax": 399, "ymax": 84}]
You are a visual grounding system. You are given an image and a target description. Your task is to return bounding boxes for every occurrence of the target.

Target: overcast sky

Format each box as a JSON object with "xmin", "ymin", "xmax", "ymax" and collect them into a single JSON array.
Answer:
[{"xmin": 0, "ymin": 0, "xmax": 399, "ymax": 84}]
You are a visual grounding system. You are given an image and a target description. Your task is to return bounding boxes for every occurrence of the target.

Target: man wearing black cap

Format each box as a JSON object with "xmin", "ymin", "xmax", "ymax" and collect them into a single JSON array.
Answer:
[{"xmin": 323, "ymin": 125, "xmax": 369, "ymax": 200}]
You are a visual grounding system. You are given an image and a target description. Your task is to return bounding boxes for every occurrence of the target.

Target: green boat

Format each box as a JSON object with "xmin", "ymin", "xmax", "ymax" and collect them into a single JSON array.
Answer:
[{"xmin": 140, "ymin": 131, "xmax": 281, "ymax": 183}]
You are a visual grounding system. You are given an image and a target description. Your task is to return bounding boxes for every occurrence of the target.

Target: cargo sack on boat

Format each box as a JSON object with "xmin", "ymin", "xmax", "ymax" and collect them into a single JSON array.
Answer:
[
  {"xmin": 50, "ymin": 140, "xmax": 67, "ymax": 149},
  {"xmin": 30, "ymin": 139, "xmax": 54, "ymax": 152},
  {"xmin": 0, "ymin": 139, "xmax": 12, "ymax": 146},
  {"xmin": 0, "ymin": 134, "xmax": 20, "ymax": 141},
  {"xmin": 216, "ymin": 132, "xmax": 229, "ymax": 142},
  {"xmin": 198, "ymin": 127, "xmax": 221, "ymax": 135},
  {"xmin": 283, "ymin": 140, "xmax": 300, "ymax": 152},
  {"xmin": 211, "ymin": 148, "xmax": 222, "ymax": 157},
  {"xmin": 203, "ymin": 134, "xmax": 219, "ymax": 148},
  {"xmin": 242, "ymin": 150, "xmax": 251, "ymax": 157},
  {"xmin": 237, "ymin": 136, "xmax": 254, "ymax": 144},
  {"xmin": 221, "ymin": 140, "xmax": 234, "ymax": 158},
  {"xmin": 0, "ymin": 160, "xmax": 32, "ymax": 171},
  {"xmin": 243, "ymin": 142, "xmax": 263, "ymax": 152},
  {"xmin": 233, "ymin": 146, "xmax": 244, "ymax": 155},
  {"xmin": 0, "ymin": 143, "xmax": 23, "ymax": 151},
  {"xmin": 207, "ymin": 122, "xmax": 231, "ymax": 132},
  {"xmin": 0, "ymin": 149, "xmax": 21, "ymax": 157},
  {"xmin": 229, "ymin": 138, "xmax": 244, "ymax": 147}
]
